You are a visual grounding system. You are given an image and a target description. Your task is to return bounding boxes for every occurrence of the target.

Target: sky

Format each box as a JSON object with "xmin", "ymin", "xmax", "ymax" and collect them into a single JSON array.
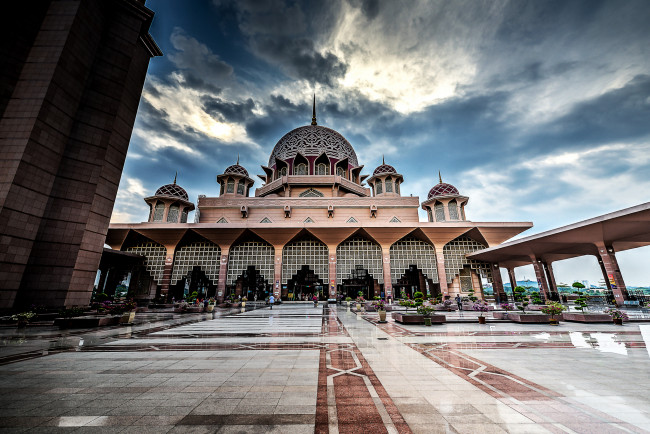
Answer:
[{"xmin": 111, "ymin": 0, "xmax": 650, "ymax": 286}]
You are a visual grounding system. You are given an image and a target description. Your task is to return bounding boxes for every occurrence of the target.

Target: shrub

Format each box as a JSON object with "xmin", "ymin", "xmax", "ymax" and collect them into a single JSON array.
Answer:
[
  {"xmin": 574, "ymin": 292, "xmax": 588, "ymax": 311},
  {"xmin": 530, "ymin": 291, "xmax": 542, "ymax": 305},
  {"xmin": 541, "ymin": 301, "xmax": 565, "ymax": 318},
  {"xmin": 513, "ymin": 286, "xmax": 527, "ymax": 302},
  {"xmin": 417, "ymin": 305, "xmax": 434, "ymax": 316}
]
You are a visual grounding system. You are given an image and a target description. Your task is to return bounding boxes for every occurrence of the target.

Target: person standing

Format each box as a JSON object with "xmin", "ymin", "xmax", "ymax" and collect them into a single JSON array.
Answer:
[
  {"xmin": 455, "ymin": 294, "xmax": 462, "ymax": 311},
  {"xmin": 269, "ymin": 294, "xmax": 275, "ymax": 310}
]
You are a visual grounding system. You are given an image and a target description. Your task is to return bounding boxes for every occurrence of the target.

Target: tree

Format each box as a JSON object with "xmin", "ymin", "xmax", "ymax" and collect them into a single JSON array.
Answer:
[{"xmin": 572, "ymin": 282, "xmax": 585, "ymax": 289}]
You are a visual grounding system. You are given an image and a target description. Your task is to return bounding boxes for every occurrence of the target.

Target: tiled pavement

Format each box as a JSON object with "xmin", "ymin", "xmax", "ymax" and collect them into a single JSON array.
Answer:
[{"xmin": 0, "ymin": 304, "xmax": 649, "ymax": 433}]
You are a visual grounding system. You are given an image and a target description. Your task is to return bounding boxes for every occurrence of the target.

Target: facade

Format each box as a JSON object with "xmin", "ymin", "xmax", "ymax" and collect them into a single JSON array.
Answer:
[
  {"xmin": 0, "ymin": 0, "xmax": 161, "ymax": 308},
  {"xmin": 105, "ymin": 102, "xmax": 532, "ymax": 303}
]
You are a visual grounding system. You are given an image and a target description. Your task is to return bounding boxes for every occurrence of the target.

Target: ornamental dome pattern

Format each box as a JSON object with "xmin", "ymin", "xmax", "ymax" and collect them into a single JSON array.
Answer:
[
  {"xmin": 268, "ymin": 125, "xmax": 358, "ymax": 167},
  {"xmin": 428, "ymin": 183, "xmax": 459, "ymax": 199},
  {"xmin": 224, "ymin": 164, "xmax": 249, "ymax": 177},
  {"xmin": 155, "ymin": 183, "xmax": 189, "ymax": 201},
  {"xmin": 373, "ymin": 164, "xmax": 396, "ymax": 176}
]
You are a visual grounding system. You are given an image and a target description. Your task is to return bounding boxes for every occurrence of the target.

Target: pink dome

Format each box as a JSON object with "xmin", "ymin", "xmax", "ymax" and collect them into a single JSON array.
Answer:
[
  {"xmin": 155, "ymin": 183, "xmax": 189, "ymax": 201},
  {"xmin": 224, "ymin": 164, "xmax": 249, "ymax": 177},
  {"xmin": 373, "ymin": 164, "xmax": 396, "ymax": 176},
  {"xmin": 427, "ymin": 182, "xmax": 459, "ymax": 199}
]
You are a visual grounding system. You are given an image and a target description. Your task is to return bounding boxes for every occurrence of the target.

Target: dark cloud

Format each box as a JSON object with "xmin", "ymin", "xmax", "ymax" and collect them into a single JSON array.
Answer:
[
  {"xmin": 179, "ymin": 71, "xmax": 223, "ymax": 94},
  {"xmin": 168, "ymin": 28, "xmax": 234, "ymax": 79},
  {"xmin": 527, "ymin": 74, "xmax": 650, "ymax": 150},
  {"xmin": 201, "ymin": 96, "xmax": 256, "ymax": 123},
  {"xmin": 347, "ymin": 0, "xmax": 380, "ymax": 20}
]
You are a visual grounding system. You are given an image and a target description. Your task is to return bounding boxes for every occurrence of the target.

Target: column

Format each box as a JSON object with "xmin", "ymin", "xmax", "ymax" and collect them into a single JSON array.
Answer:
[
  {"xmin": 274, "ymin": 249, "xmax": 282, "ymax": 299},
  {"xmin": 328, "ymin": 247, "xmax": 337, "ymax": 300},
  {"xmin": 490, "ymin": 264, "xmax": 506, "ymax": 304},
  {"xmin": 381, "ymin": 247, "xmax": 392, "ymax": 300},
  {"xmin": 160, "ymin": 246, "xmax": 175, "ymax": 300},
  {"xmin": 595, "ymin": 243, "xmax": 628, "ymax": 306},
  {"xmin": 434, "ymin": 244, "xmax": 449, "ymax": 297},
  {"xmin": 507, "ymin": 267, "xmax": 517, "ymax": 300},
  {"xmin": 543, "ymin": 262, "xmax": 559, "ymax": 301},
  {"xmin": 530, "ymin": 256, "xmax": 550, "ymax": 301},
  {"xmin": 216, "ymin": 247, "xmax": 229, "ymax": 303}
]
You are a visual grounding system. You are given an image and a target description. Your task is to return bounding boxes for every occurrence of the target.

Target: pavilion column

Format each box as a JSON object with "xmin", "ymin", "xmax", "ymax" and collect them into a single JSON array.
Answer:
[
  {"xmin": 216, "ymin": 247, "xmax": 229, "ymax": 303},
  {"xmin": 381, "ymin": 247, "xmax": 393, "ymax": 300},
  {"xmin": 490, "ymin": 264, "xmax": 506, "ymax": 304},
  {"xmin": 530, "ymin": 256, "xmax": 550, "ymax": 301},
  {"xmin": 594, "ymin": 242, "xmax": 628, "ymax": 306},
  {"xmin": 328, "ymin": 248, "xmax": 337, "ymax": 300},
  {"xmin": 507, "ymin": 267, "xmax": 517, "ymax": 299},
  {"xmin": 274, "ymin": 248, "xmax": 283, "ymax": 299},
  {"xmin": 543, "ymin": 261, "xmax": 559, "ymax": 301},
  {"xmin": 160, "ymin": 245, "xmax": 175, "ymax": 300},
  {"xmin": 433, "ymin": 244, "xmax": 449, "ymax": 297}
]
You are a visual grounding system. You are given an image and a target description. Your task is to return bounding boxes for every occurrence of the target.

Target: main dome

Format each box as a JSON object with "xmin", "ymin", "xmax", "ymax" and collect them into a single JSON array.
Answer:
[{"xmin": 268, "ymin": 125, "xmax": 358, "ymax": 167}]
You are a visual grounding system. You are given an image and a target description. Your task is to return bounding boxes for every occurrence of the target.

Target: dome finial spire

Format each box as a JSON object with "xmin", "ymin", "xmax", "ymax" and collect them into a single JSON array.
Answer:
[
  {"xmin": 237, "ymin": 154, "xmax": 239, "ymax": 165},
  {"xmin": 311, "ymin": 93, "xmax": 317, "ymax": 125},
  {"xmin": 382, "ymin": 154, "xmax": 385, "ymax": 165},
  {"xmin": 438, "ymin": 170, "xmax": 442, "ymax": 184},
  {"xmin": 173, "ymin": 171, "xmax": 177, "ymax": 185}
]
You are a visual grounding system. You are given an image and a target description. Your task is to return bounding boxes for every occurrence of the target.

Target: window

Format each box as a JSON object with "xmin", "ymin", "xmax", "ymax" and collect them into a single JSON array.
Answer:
[
  {"xmin": 153, "ymin": 202, "xmax": 164, "ymax": 222},
  {"xmin": 217, "ymin": 217, "xmax": 228, "ymax": 223},
  {"xmin": 434, "ymin": 202, "xmax": 445, "ymax": 221},
  {"xmin": 449, "ymin": 200, "xmax": 459, "ymax": 220},
  {"xmin": 316, "ymin": 163, "xmax": 328, "ymax": 175},
  {"xmin": 304, "ymin": 217, "xmax": 314, "ymax": 223},
  {"xmin": 427, "ymin": 208, "xmax": 433, "ymax": 222},
  {"xmin": 171, "ymin": 241, "xmax": 221, "ymax": 286},
  {"xmin": 295, "ymin": 163, "xmax": 307, "ymax": 175},
  {"xmin": 385, "ymin": 177, "xmax": 393, "ymax": 192},
  {"xmin": 299, "ymin": 188, "xmax": 324, "ymax": 197},
  {"xmin": 346, "ymin": 216, "xmax": 358, "ymax": 223},
  {"xmin": 389, "ymin": 216, "xmax": 401, "ymax": 223},
  {"xmin": 167, "ymin": 205, "xmax": 179, "ymax": 222},
  {"xmin": 226, "ymin": 179, "xmax": 234, "ymax": 193},
  {"xmin": 337, "ymin": 166, "xmax": 345, "ymax": 178},
  {"xmin": 260, "ymin": 217, "xmax": 272, "ymax": 223},
  {"xmin": 237, "ymin": 180, "xmax": 245, "ymax": 195},
  {"xmin": 279, "ymin": 166, "xmax": 287, "ymax": 177},
  {"xmin": 395, "ymin": 182, "xmax": 400, "ymax": 194},
  {"xmin": 390, "ymin": 236, "xmax": 438, "ymax": 285},
  {"xmin": 180, "ymin": 209, "xmax": 188, "ymax": 223},
  {"xmin": 220, "ymin": 183, "xmax": 225, "ymax": 195},
  {"xmin": 376, "ymin": 181, "xmax": 383, "ymax": 194}
]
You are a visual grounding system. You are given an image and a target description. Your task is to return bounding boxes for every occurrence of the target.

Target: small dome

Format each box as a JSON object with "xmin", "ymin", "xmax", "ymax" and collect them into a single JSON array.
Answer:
[
  {"xmin": 155, "ymin": 183, "xmax": 189, "ymax": 201},
  {"xmin": 373, "ymin": 164, "xmax": 396, "ymax": 176},
  {"xmin": 224, "ymin": 164, "xmax": 249, "ymax": 177},
  {"xmin": 428, "ymin": 182, "xmax": 460, "ymax": 199}
]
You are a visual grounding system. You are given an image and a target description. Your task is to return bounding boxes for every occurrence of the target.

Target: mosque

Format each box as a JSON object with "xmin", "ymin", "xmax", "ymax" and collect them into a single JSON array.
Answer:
[{"xmin": 104, "ymin": 99, "xmax": 532, "ymax": 303}]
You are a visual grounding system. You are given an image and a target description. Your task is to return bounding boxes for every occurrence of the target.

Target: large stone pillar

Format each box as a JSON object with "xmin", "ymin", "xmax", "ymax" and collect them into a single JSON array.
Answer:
[
  {"xmin": 216, "ymin": 247, "xmax": 229, "ymax": 303},
  {"xmin": 381, "ymin": 247, "xmax": 392, "ymax": 300},
  {"xmin": 328, "ymin": 248, "xmax": 337, "ymax": 300},
  {"xmin": 543, "ymin": 261, "xmax": 559, "ymax": 301},
  {"xmin": 160, "ymin": 246, "xmax": 175, "ymax": 299},
  {"xmin": 507, "ymin": 267, "xmax": 517, "ymax": 299},
  {"xmin": 274, "ymin": 248, "xmax": 282, "ymax": 299},
  {"xmin": 490, "ymin": 264, "xmax": 506, "ymax": 304},
  {"xmin": 595, "ymin": 243, "xmax": 628, "ymax": 306},
  {"xmin": 530, "ymin": 256, "xmax": 550, "ymax": 301},
  {"xmin": 433, "ymin": 244, "xmax": 449, "ymax": 297}
]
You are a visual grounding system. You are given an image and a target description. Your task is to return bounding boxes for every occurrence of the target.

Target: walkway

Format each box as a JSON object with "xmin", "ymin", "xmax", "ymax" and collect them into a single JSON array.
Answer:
[{"xmin": 0, "ymin": 305, "xmax": 649, "ymax": 433}]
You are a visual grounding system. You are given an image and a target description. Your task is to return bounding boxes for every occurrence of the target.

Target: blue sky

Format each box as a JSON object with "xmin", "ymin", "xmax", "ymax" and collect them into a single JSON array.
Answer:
[{"xmin": 112, "ymin": 0, "xmax": 650, "ymax": 285}]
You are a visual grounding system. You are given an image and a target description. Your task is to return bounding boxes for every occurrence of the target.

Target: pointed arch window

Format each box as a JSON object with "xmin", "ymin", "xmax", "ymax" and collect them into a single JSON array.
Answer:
[
  {"xmin": 316, "ymin": 163, "xmax": 328, "ymax": 175},
  {"xmin": 434, "ymin": 202, "xmax": 446, "ymax": 222},
  {"xmin": 153, "ymin": 202, "xmax": 165, "ymax": 222},
  {"xmin": 337, "ymin": 166, "xmax": 345, "ymax": 178},
  {"xmin": 385, "ymin": 176, "xmax": 393, "ymax": 193},
  {"xmin": 279, "ymin": 166, "xmax": 287, "ymax": 177},
  {"xmin": 448, "ymin": 200, "xmax": 459, "ymax": 220},
  {"xmin": 395, "ymin": 182, "xmax": 400, "ymax": 194},
  {"xmin": 295, "ymin": 163, "xmax": 307, "ymax": 175},
  {"xmin": 376, "ymin": 180, "xmax": 383, "ymax": 194},
  {"xmin": 226, "ymin": 179, "xmax": 235, "ymax": 193},
  {"xmin": 167, "ymin": 204, "xmax": 180, "ymax": 222},
  {"xmin": 237, "ymin": 180, "xmax": 245, "ymax": 195}
]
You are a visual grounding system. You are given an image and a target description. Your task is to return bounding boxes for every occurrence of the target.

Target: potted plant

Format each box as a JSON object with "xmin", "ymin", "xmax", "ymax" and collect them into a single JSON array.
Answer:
[
  {"xmin": 501, "ymin": 303, "xmax": 514, "ymax": 315},
  {"xmin": 356, "ymin": 296, "xmax": 365, "ymax": 311},
  {"xmin": 374, "ymin": 300, "xmax": 387, "ymax": 322},
  {"xmin": 241, "ymin": 296, "xmax": 247, "ymax": 308},
  {"xmin": 206, "ymin": 298, "xmax": 215, "ymax": 312},
  {"xmin": 399, "ymin": 299, "xmax": 415, "ymax": 313},
  {"xmin": 443, "ymin": 299, "xmax": 453, "ymax": 311},
  {"xmin": 413, "ymin": 291, "xmax": 424, "ymax": 307},
  {"xmin": 605, "ymin": 308, "xmax": 629, "ymax": 325},
  {"xmin": 541, "ymin": 301, "xmax": 565, "ymax": 325},
  {"xmin": 417, "ymin": 305, "xmax": 434, "ymax": 326},
  {"xmin": 12, "ymin": 311, "xmax": 35, "ymax": 328},
  {"xmin": 473, "ymin": 301, "xmax": 489, "ymax": 324}
]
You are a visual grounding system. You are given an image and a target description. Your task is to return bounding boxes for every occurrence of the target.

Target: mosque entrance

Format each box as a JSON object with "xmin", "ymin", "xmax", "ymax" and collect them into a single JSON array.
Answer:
[
  {"xmin": 341, "ymin": 265, "xmax": 377, "ymax": 300},
  {"xmin": 393, "ymin": 265, "xmax": 439, "ymax": 299},
  {"xmin": 234, "ymin": 265, "xmax": 269, "ymax": 301},
  {"xmin": 171, "ymin": 266, "xmax": 215, "ymax": 301},
  {"xmin": 286, "ymin": 265, "xmax": 324, "ymax": 301}
]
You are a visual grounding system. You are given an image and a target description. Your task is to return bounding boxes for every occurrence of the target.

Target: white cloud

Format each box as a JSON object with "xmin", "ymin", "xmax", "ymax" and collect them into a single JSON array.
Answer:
[{"xmin": 111, "ymin": 177, "xmax": 150, "ymax": 223}]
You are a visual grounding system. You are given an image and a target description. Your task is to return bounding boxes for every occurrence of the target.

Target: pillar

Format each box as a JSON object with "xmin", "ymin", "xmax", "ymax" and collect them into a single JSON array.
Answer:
[
  {"xmin": 381, "ymin": 247, "xmax": 392, "ymax": 300},
  {"xmin": 160, "ymin": 246, "xmax": 175, "ymax": 300},
  {"xmin": 216, "ymin": 247, "xmax": 229, "ymax": 303},
  {"xmin": 274, "ymin": 248, "xmax": 282, "ymax": 299},
  {"xmin": 530, "ymin": 256, "xmax": 550, "ymax": 301},
  {"xmin": 507, "ymin": 267, "xmax": 517, "ymax": 299},
  {"xmin": 434, "ymin": 244, "xmax": 449, "ymax": 297},
  {"xmin": 542, "ymin": 262, "xmax": 559, "ymax": 301},
  {"xmin": 328, "ymin": 248, "xmax": 337, "ymax": 300},
  {"xmin": 595, "ymin": 243, "xmax": 628, "ymax": 306},
  {"xmin": 490, "ymin": 264, "xmax": 506, "ymax": 304}
]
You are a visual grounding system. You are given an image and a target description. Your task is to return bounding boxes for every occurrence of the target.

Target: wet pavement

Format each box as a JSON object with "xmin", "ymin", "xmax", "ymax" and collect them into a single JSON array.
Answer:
[{"xmin": 0, "ymin": 304, "xmax": 648, "ymax": 433}]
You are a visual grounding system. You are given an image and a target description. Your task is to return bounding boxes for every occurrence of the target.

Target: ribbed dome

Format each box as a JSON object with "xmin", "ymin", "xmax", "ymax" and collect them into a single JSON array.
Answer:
[
  {"xmin": 428, "ymin": 183, "xmax": 459, "ymax": 199},
  {"xmin": 268, "ymin": 125, "xmax": 358, "ymax": 167},
  {"xmin": 155, "ymin": 183, "xmax": 189, "ymax": 201},
  {"xmin": 373, "ymin": 164, "xmax": 396, "ymax": 176},
  {"xmin": 224, "ymin": 164, "xmax": 249, "ymax": 177}
]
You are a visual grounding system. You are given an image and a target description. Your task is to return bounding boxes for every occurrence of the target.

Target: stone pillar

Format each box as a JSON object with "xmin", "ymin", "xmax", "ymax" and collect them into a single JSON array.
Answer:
[
  {"xmin": 507, "ymin": 267, "xmax": 517, "ymax": 299},
  {"xmin": 216, "ymin": 247, "xmax": 229, "ymax": 303},
  {"xmin": 490, "ymin": 264, "xmax": 506, "ymax": 304},
  {"xmin": 595, "ymin": 243, "xmax": 628, "ymax": 306},
  {"xmin": 434, "ymin": 244, "xmax": 449, "ymax": 297},
  {"xmin": 160, "ymin": 246, "xmax": 175, "ymax": 300},
  {"xmin": 274, "ymin": 249, "xmax": 282, "ymax": 299},
  {"xmin": 328, "ymin": 248, "xmax": 337, "ymax": 300},
  {"xmin": 381, "ymin": 247, "xmax": 392, "ymax": 300},
  {"xmin": 543, "ymin": 262, "xmax": 559, "ymax": 301},
  {"xmin": 530, "ymin": 256, "xmax": 550, "ymax": 301}
]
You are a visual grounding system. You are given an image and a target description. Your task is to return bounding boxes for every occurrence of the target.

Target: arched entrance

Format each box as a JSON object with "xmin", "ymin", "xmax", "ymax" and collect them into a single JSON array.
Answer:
[
  {"xmin": 390, "ymin": 235, "xmax": 439, "ymax": 299},
  {"xmin": 171, "ymin": 266, "xmax": 215, "ymax": 301},
  {"xmin": 393, "ymin": 265, "xmax": 439, "ymax": 299},
  {"xmin": 287, "ymin": 265, "xmax": 324, "ymax": 300},
  {"xmin": 341, "ymin": 266, "xmax": 377, "ymax": 300},
  {"xmin": 234, "ymin": 265, "xmax": 269, "ymax": 301}
]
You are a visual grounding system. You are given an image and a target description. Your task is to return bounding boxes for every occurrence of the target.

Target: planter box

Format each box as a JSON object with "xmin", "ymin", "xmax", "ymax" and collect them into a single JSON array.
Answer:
[
  {"xmin": 562, "ymin": 313, "xmax": 612, "ymax": 323},
  {"xmin": 434, "ymin": 305, "xmax": 457, "ymax": 311},
  {"xmin": 492, "ymin": 312, "xmax": 511, "ymax": 320},
  {"xmin": 54, "ymin": 315, "xmax": 120, "ymax": 328},
  {"xmin": 392, "ymin": 312, "xmax": 445, "ymax": 324},
  {"xmin": 506, "ymin": 313, "xmax": 550, "ymax": 323}
]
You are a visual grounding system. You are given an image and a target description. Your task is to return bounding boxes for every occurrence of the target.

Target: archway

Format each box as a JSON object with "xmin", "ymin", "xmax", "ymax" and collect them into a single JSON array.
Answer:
[
  {"xmin": 171, "ymin": 266, "xmax": 216, "ymax": 301},
  {"xmin": 234, "ymin": 265, "xmax": 269, "ymax": 301},
  {"xmin": 341, "ymin": 265, "xmax": 377, "ymax": 300},
  {"xmin": 393, "ymin": 265, "xmax": 439, "ymax": 299},
  {"xmin": 282, "ymin": 235, "xmax": 328, "ymax": 300},
  {"xmin": 390, "ymin": 235, "xmax": 439, "ymax": 298},
  {"xmin": 287, "ymin": 265, "xmax": 325, "ymax": 300}
]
